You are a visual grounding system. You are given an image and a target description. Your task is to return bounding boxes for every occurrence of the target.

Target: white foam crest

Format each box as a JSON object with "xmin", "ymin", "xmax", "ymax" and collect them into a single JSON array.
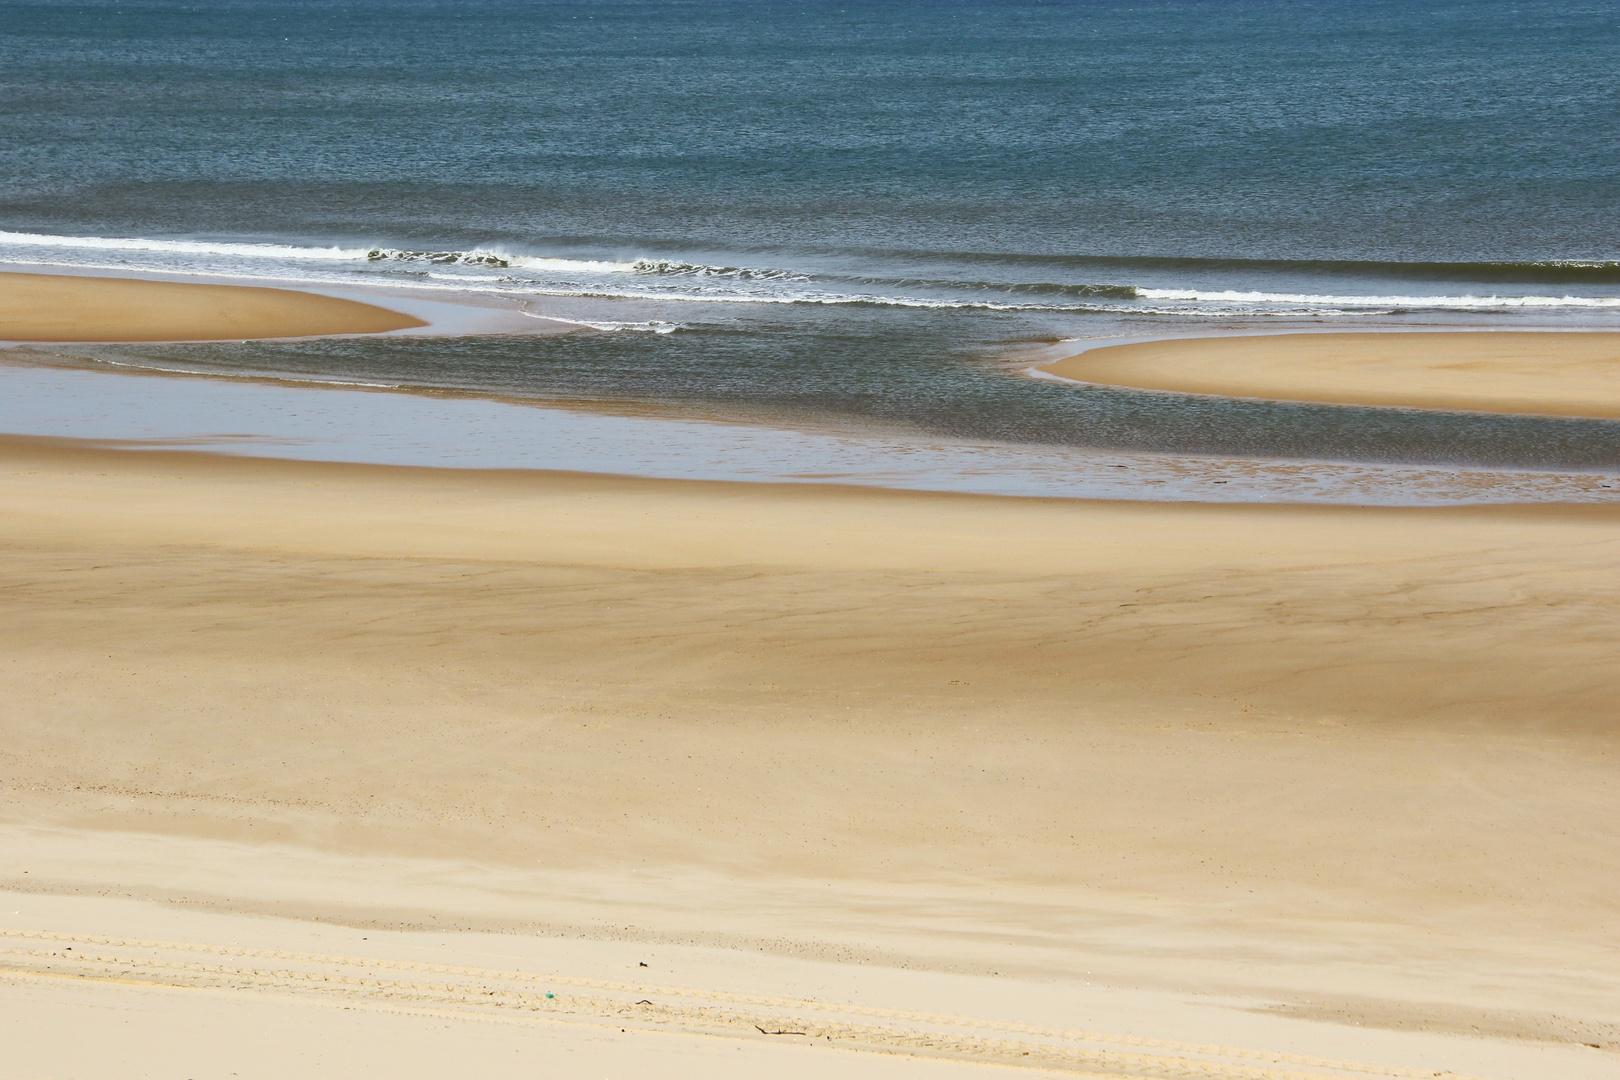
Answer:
[
  {"xmin": 0, "ymin": 229, "xmax": 373, "ymax": 262},
  {"xmin": 439, "ymin": 280, "xmax": 1012, "ymax": 308},
  {"xmin": 0, "ymin": 233, "xmax": 800, "ymax": 281},
  {"xmin": 1137, "ymin": 287, "xmax": 1620, "ymax": 309},
  {"xmin": 627, "ymin": 258, "xmax": 810, "ymax": 281},
  {"xmin": 10, "ymin": 231, "xmax": 1619, "ymax": 317},
  {"xmin": 507, "ymin": 255, "xmax": 810, "ymax": 280},
  {"xmin": 507, "ymin": 255, "xmax": 643, "ymax": 274},
  {"xmin": 367, "ymin": 246, "xmax": 517, "ymax": 267},
  {"xmin": 519, "ymin": 312, "xmax": 686, "ymax": 333},
  {"xmin": 20, "ymin": 236, "xmax": 1612, "ymax": 318},
  {"xmin": 419, "ymin": 273, "xmax": 1328, "ymax": 313},
  {"xmin": 0, "ymin": 256, "xmax": 1432, "ymax": 319}
]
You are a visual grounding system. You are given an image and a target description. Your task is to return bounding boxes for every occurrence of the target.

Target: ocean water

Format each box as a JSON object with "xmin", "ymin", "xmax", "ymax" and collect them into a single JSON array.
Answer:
[{"xmin": 3, "ymin": 0, "xmax": 1619, "ymax": 473}]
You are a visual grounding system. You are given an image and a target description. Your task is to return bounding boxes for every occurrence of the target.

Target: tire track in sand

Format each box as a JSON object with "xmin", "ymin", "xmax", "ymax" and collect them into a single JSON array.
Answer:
[{"xmin": 0, "ymin": 928, "xmax": 1483, "ymax": 1080}]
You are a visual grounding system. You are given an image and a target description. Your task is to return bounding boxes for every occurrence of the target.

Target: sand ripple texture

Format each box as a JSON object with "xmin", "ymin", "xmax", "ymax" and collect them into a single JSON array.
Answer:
[{"xmin": 1, "ymin": 927, "xmax": 1482, "ymax": 1080}]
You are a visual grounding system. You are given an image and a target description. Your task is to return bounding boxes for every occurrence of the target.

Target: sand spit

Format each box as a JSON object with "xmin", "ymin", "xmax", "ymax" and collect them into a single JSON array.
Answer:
[
  {"xmin": 0, "ymin": 270, "xmax": 426, "ymax": 341},
  {"xmin": 1043, "ymin": 331, "xmax": 1620, "ymax": 418}
]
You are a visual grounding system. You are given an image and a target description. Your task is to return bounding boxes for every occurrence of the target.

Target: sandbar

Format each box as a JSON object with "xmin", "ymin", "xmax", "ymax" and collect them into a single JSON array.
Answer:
[
  {"xmin": 1043, "ymin": 331, "xmax": 1620, "ymax": 417},
  {"xmin": 0, "ymin": 270, "xmax": 426, "ymax": 340},
  {"xmin": 1, "ymin": 435, "xmax": 1617, "ymax": 1077}
]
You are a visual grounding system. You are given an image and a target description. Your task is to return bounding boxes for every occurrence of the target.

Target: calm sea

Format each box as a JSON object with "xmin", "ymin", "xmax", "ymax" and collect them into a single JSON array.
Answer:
[{"xmin": 3, "ymin": 0, "xmax": 1619, "ymax": 470}]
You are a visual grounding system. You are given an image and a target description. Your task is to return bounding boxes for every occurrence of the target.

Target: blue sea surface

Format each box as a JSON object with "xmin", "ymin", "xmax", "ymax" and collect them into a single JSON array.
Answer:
[{"xmin": 2, "ymin": 0, "xmax": 1618, "ymax": 469}]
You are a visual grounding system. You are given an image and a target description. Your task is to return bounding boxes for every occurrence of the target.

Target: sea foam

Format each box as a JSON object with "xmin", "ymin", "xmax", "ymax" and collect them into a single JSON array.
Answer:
[{"xmin": 4, "ymin": 229, "xmax": 1619, "ymax": 319}]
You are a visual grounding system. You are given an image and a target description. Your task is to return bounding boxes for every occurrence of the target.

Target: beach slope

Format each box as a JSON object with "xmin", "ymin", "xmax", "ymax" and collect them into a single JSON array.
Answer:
[
  {"xmin": 1044, "ymin": 331, "xmax": 1620, "ymax": 417},
  {"xmin": 1, "ymin": 435, "xmax": 1617, "ymax": 1077},
  {"xmin": 0, "ymin": 270, "xmax": 426, "ymax": 341}
]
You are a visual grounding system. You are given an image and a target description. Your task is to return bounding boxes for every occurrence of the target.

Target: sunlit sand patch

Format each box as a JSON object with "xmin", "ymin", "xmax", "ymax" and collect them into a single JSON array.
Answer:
[
  {"xmin": 1043, "ymin": 331, "xmax": 1620, "ymax": 419},
  {"xmin": 0, "ymin": 270, "xmax": 426, "ymax": 342}
]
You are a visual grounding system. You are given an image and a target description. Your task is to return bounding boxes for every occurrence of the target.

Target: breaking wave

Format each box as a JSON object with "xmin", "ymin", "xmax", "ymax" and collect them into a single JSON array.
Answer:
[
  {"xmin": 366, "ymin": 247, "xmax": 515, "ymax": 268},
  {"xmin": 0, "ymin": 229, "xmax": 372, "ymax": 261},
  {"xmin": 1136, "ymin": 287, "xmax": 1620, "ymax": 309},
  {"xmin": 3, "ymin": 229, "xmax": 1617, "ymax": 318}
]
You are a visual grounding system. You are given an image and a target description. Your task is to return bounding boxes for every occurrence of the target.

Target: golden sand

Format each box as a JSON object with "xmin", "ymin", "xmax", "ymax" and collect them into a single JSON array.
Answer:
[
  {"xmin": 2, "ymin": 434, "xmax": 1617, "ymax": 1077},
  {"xmin": 0, "ymin": 270, "xmax": 426, "ymax": 341},
  {"xmin": 1043, "ymin": 331, "xmax": 1620, "ymax": 417}
]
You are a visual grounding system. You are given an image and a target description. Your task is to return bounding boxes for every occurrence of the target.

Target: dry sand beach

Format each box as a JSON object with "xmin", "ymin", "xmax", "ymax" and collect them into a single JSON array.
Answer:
[
  {"xmin": 0, "ymin": 271, "xmax": 426, "ymax": 341},
  {"xmin": 2, "ymin": 276, "xmax": 1618, "ymax": 1079},
  {"xmin": 1043, "ymin": 332, "xmax": 1620, "ymax": 419}
]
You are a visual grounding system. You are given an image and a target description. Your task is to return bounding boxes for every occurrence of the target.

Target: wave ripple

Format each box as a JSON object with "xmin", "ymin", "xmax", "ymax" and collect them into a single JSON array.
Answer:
[{"xmin": 4, "ymin": 229, "xmax": 1620, "ymax": 321}]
